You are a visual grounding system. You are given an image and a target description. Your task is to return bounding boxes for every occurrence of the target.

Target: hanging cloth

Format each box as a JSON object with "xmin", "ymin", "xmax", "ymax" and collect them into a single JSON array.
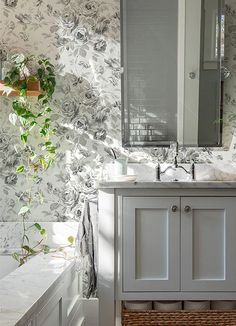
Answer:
[{"xmin": 76, "ymin": 199, "xmax": 97, "ymax": 298}]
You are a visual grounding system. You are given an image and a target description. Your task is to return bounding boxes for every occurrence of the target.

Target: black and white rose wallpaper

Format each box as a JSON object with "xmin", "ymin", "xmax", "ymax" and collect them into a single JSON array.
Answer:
[{"xmin": 1, "ymin": 0, "xmax": 236, "ymax": 295}]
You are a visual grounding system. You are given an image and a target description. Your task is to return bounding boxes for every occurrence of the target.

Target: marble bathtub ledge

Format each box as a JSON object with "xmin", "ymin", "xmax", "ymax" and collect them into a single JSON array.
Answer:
[
  {"xmin": 0, "ymin": 249, "xmax": 76, "ymax": 326},
  {"xmin": 98, "ymin": 181, "xmax": 236, "ymax": 189}
]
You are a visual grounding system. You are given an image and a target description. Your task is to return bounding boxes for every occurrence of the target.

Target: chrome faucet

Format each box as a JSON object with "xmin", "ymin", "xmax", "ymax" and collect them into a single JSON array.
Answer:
[
  {"xmin": 156, "ymin": 142, "xmax": 195, "ymax": 181},
  {"xmin": 170, "ymin": 141, "xmax": 179, "ymax": 159}
]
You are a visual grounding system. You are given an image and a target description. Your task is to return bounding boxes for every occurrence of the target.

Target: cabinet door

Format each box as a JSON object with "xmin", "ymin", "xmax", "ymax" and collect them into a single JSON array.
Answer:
[
  {"xmin": 181, "ymin": 197, "xmax": 236, "ymax": 291},
  {"xmin": 122, "ymin": 197, "xmax": 180, "ymax": 292}
]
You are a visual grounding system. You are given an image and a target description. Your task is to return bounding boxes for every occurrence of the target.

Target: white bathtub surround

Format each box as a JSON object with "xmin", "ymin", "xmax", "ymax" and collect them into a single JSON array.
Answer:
[
  {"xmin": 0, "ymin": 221, "xmax": 79, "ymax": 252},
  {"xmin": 0, "ymin": 250, "xmax": 84, "ymax": 326}
]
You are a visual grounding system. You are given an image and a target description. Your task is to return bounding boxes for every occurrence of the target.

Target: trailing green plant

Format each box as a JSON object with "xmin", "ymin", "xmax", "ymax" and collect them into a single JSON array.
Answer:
[{"xmin": 4, "ymin": 54, "xmax": 74, "ymax": 265}]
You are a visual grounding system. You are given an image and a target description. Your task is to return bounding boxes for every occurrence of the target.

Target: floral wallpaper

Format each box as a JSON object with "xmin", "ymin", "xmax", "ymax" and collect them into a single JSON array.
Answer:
[{"xmin": 1, "ymin": 0, "xmax": 236, "ymax": 296}]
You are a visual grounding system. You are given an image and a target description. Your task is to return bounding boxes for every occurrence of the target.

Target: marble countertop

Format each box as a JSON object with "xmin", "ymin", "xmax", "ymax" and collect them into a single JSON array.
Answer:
[
  {"xmin": 99, "ymin": 181, "xmax": 236, "ymax": 189},
  {"xmin": 0, "ymin": 251, "xmax": 75, "ymax": 326}
]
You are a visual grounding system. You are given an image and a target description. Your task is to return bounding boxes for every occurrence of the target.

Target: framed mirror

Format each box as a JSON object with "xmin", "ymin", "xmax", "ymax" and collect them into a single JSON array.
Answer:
[{"xmin": 121, "ymin": 0, "xmax": 225, "ymax": 147}]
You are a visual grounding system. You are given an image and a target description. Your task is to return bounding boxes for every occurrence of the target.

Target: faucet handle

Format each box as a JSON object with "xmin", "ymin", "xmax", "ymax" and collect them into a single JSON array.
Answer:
[
  {"xmin": 174, "ymin": 155, "xmax": 178, "ymax": 168},
  {"xmin": 190, "ymin": 161, "xmax": 195, "ymax": 181},
  {"xmin": 156, "ymin": 163, "xmax": 161, "ymax": 181}
]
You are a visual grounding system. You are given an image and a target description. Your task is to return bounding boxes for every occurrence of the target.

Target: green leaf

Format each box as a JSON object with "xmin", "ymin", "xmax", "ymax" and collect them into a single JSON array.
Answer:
[
  {"xmin": 47, "ymin": 146, "xmax": 56, "ymax": 154},
  {"xmin": 34, "ymin": 223, "xmax": 42, "ymax": 231},
  {"xmin": 21, "ymin": 133, "xmax": 28, "ymax": 143},
  {"xmin": 12, "ymin": 252, "xmax": 20, "ymax": 262},
  {"xmin": 16, "ymin": 165, "xmax": 25, "ymax": 173},
  {"xmin": 46, "ymin": 66, "xmax": 54, "ymax": 73},
  {"xmin": 20, "ymin": 83, "xmax": 27, "ymax": 97},
  {"xmin": 40, "ymin": 157, "xmax": 48, "ymax": 169},
  {"xmin": 42, "ymin": 245, "xmax": 50, "ymax": 254},
  {"xmin": 67, "ymin": 236, "xmax": 75, "ymax": 245},
  {"xmin": 36, "ymin": 112, "xmax": 43, "ymax": 118},
  {"xmin": 22, "ymin": 245, "xmax": 36, "ymax": 255},
  {"xmin": 40, "ymin": 128, "xmax": 47, "ymax": 136},
  {"xmin": 40, "ymin": 228, "xmax": 46, "ymax": 236},
  {"xmin": 29, "ymin": 121, "xmax": 37, "ymax": 130},
  {"xmin": 19, "ymin": 117, "xmax": 27, "ymax": 126},
  {"xmin": 12, "ymin": 101, "xmax": 26, "ymax": 116},
  {"xmin": 38, "ymin": 94, "xmax": 45, "ymax": 101},
  {"xmin": 20, "ymin": 89, "xmax": 27, "ymax": 97},
  {"xmin": 18, "ymin": 206, "xmax": 30, "ymax": 215},
  {"xmin": 21, "ymin": 111, "xmax": 35, "ymax": 119},
  {"xmin": 27, "ymin": 75, "xmax": 38, "ymax": 82},
  {"xmin": 37, "ymin": 68, "xmax": 43, "ymax": 78}
]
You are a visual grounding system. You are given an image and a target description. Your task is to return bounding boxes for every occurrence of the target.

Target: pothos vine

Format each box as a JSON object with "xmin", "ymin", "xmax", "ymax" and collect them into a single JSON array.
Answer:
[{"xmin": 4, "ymin": 54, "xmax": 74, "ymax": 265}]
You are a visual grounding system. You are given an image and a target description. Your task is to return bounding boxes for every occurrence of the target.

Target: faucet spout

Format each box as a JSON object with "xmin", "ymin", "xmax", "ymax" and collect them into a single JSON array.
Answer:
[{"xmin": 170, "ymin": 141, "xmax": 179, "ymax": 157}]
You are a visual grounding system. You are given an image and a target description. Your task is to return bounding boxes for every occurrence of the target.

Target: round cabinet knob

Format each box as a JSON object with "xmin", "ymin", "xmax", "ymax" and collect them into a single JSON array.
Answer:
[
  {"xmin": 171, "ymin": 205, "xmax": 178, "ymax": 212},
  {"xmin": 184, "ymin": 205, "xmax": 191, "ymax": 213},
  {"xmin": 189, "ymin": 72, "xmax": 196, "ymax": 79}
]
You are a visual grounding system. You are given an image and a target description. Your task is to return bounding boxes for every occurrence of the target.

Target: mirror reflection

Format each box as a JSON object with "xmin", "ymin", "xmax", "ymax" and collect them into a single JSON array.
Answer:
[{"xmin": 121, "ymin": 0, "xmax": 226, "ymax": 147}]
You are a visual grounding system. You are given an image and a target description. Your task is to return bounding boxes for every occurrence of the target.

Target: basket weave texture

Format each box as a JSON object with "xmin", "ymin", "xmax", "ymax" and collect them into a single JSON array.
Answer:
[{"xmin": 122, "ymin": 309, "xmax": 236, "ymax": 326}]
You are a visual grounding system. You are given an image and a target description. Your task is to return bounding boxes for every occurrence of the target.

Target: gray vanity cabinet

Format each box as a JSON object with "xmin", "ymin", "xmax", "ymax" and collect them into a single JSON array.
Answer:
[
  {"xmin": 98, "ymin": 185, "xmax": 236, "ymax": 326},
  {"xmin": 181, "ymin": 197, "xmax": 236, "ymax": 292},
  {"xmin": 122, "ymin": 196, "xmax": 236, "ymax": 294},
  {"xmin": 123, "ymin": 197, "xmax": 180, "ymax": 292}
]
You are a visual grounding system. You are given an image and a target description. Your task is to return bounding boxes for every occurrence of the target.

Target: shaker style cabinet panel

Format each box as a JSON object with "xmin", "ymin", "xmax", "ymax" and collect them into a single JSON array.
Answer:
[
  {"xmin": 122, "ymin": 197, "xmax": 180, "ymax": 292},
  {"xmin": 181, "ymin": 197, "xmax": 236, "ymax": 291},
  {"xmin": 35, "ymin": 285, "xmax": 65, "ymax": 326}
]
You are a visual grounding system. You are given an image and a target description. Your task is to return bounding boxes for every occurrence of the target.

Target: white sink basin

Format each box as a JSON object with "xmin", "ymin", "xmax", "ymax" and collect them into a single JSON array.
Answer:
[
  {"xmin": 127, "ymin": 163, "xmax": 192, "ymax": 182},
  {"xmin": 127, "ymin": 162, "xmax": 236, "ymax": 182}
]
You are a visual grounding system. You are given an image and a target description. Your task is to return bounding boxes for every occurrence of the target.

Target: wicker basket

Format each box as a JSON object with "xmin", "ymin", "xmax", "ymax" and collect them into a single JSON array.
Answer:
[{"xmin": 122, "ymin": 308, "xmax": 236, "ymax": 325}]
